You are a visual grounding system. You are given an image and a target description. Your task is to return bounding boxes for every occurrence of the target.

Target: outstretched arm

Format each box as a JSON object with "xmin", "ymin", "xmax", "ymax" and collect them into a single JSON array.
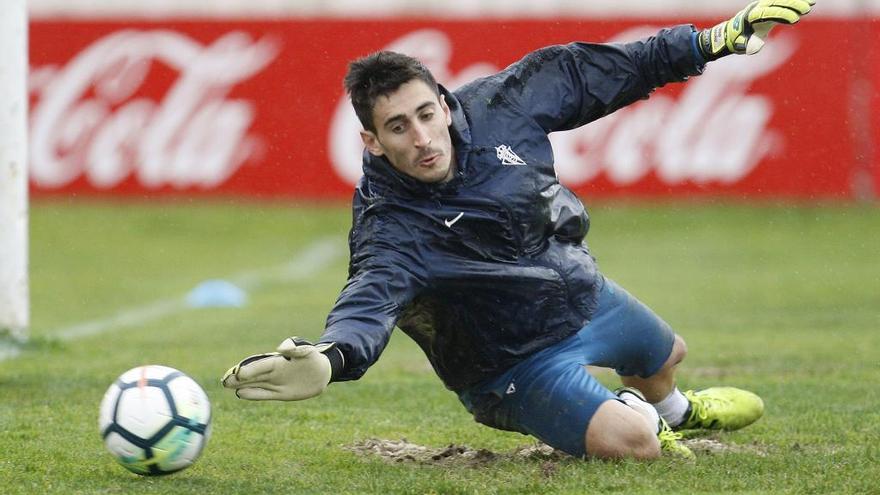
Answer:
[
  {"xmin": 486, "ymin": 25, "xmax": 704, "ymax": 134},
  {"xmin": 488, "ymin": 1, "xmax": 814, "ymax": 134},
  {"xmin": 221, "ymin": 216, "xmax": 426, "ymax": 401}
]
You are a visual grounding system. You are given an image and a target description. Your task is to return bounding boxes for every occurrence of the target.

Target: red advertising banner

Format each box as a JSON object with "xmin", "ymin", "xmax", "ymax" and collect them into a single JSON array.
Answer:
[{"xmin": 28, "ymin": 19, "xmax": 879, "ymax": 199}]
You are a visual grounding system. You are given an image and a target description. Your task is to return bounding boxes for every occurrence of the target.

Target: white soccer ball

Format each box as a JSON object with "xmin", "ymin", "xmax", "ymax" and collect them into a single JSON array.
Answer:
[{"xmin": 98, "ymin": 365, "xmax": 212, "ymax": 476}]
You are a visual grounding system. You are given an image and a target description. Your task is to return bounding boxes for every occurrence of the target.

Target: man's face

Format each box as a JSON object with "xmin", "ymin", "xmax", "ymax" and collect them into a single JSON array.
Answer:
[{"xmin": 360, "ymin": 80, "xmax": 454, "ymax": 184}]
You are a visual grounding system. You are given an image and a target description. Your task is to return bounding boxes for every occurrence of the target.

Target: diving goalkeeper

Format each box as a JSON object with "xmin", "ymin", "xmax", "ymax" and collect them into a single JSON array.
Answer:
[{"xmin": 223, "ymin": 1, "xmax": 814, "ymax": 459}]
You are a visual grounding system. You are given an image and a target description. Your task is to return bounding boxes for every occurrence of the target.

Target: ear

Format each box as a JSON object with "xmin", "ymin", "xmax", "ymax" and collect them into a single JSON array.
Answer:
[
  {"xmin": 440, "ymin": 94, "xmax": 452, "ymax": 126},
  {"xmin": 360, "ymin": 130, "xmax": 384, "ymax": 157}
]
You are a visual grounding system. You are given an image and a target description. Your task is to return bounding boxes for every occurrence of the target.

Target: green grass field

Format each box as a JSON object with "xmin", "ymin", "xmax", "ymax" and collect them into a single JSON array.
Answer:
[{"xmin": 2, "ymin": 198, "xmax": 879, "ymax": 494}]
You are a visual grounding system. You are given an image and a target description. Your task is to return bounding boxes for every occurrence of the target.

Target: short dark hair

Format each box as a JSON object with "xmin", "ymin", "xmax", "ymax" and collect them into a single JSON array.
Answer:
[{"xmin": 344, "ymin": 51, "xmax": 439, "ymax": 133}]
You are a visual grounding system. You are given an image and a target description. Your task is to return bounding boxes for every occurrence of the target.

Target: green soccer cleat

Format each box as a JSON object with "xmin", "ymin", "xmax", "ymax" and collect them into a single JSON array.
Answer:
[
  {"xmin": 658, "ymin": 417, "xmax": 695, "ymax": 460},
  {"xmin": 677, "ymin": 387, "xmax": 765, "ymax": 431}
]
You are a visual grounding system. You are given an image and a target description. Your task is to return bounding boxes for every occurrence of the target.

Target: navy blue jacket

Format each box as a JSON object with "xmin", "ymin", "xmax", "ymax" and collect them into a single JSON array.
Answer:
[{"xmin": 320, "ymin": 25, "xmax": 705, "ymax": 392}]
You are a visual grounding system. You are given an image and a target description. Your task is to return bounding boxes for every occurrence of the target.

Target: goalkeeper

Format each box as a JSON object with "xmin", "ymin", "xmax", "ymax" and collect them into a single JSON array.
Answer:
[{"xmin": 223, "ymin": 1, "xmax": 814, "ymax": 460}]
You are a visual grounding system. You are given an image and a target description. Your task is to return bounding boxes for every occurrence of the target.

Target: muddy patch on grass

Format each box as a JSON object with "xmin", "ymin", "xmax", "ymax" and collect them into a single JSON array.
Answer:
[
  {"xmin": 346, "ymin": 437, "xmax": 766, "ymax": 466},
  {"xmin": 345, "ymin": 438, "xmax": 566, "ymax": 467},
  {"xmin": 683, "ymin": 437, "xmax": 769, "ymax": 456}
]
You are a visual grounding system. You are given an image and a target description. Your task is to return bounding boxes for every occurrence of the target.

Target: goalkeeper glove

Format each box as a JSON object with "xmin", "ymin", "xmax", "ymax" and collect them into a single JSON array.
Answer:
[
  {"xmin": 698, "ymin": 0, "xmax": 816, "ymax": 60},
  {"xmin": 221, "ymin": 337, "xmax": 340, "ymax": 401}
]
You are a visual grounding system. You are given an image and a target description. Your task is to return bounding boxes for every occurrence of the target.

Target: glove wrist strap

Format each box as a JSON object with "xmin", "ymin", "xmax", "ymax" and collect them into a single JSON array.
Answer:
[
  {"xmin": 288, "ymin": 336, "xmax": 344, "ymax": 381},
  {"xmin": 698, "ymin": 24, "xmax": 732, "ymax": 61},
  {"xmin": 323, "ymin": 346, "xmax": 345, "ymax": 382}
]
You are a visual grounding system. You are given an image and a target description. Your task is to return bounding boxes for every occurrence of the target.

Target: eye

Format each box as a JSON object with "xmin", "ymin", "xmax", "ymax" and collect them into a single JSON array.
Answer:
[
  {"xmin": 420, "ymin": 111, "xmax": 434, "ymax": 121},
  {"xmin": 391, "ymin": 124, "xmax": 405, "ymax": 134}
]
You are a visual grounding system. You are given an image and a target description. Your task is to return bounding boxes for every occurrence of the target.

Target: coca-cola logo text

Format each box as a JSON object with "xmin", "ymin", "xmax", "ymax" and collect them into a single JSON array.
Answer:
[{"xmin": 30, "ymin": 30, "xmax": 279, "ymax": 189}]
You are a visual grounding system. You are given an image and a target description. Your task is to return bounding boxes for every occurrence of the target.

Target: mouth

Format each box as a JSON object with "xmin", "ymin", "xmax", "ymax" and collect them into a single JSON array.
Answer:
[{"xmin": 418, "ymin": 153, "xmax": 440, "ymax": 167}]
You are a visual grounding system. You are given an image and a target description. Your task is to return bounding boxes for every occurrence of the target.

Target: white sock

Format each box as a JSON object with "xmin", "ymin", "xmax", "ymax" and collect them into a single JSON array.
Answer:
[{"xmin": 653, "ymin": 387, "xmax": 690, "ymax": 427}]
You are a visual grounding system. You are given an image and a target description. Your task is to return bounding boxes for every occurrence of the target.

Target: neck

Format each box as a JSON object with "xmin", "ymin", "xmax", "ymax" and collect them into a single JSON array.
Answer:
[{"xmin": 440, "ymin": 150, "xmax": 458, "ymax": 183}]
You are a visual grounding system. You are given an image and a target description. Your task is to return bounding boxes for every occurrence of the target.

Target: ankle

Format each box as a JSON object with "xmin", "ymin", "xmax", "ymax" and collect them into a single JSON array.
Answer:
[{"xmin": 652, "ymin": 387, "xmax": 690, "ymax": 428}]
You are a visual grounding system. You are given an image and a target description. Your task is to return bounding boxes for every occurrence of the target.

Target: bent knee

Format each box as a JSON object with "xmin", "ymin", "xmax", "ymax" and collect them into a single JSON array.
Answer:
[
  {"xmin": 585, "ymin": 399, "xmax": 660, "ymax": 460},
  {"xmin": 668, "ymin": 334, "xmax": 688, "ymax": 367}
]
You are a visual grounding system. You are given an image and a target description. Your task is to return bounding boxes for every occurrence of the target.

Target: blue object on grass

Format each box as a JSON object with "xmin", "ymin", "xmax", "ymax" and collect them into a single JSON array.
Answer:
[{"xmin": 186, "ymin": 280, "xmax": 248, "ymax": 308}]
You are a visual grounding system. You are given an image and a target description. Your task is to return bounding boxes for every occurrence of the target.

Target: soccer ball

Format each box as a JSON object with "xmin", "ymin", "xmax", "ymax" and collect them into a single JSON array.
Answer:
[{"xmin": 98, "ymin": 365, "xmax": 212, "ymax": 475}]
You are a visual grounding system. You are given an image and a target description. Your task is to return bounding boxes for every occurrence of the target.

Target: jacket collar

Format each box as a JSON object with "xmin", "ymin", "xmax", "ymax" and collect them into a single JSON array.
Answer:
[{"xmin": 362, "ymin": 85, "xmax": 471, "ymax": 199}]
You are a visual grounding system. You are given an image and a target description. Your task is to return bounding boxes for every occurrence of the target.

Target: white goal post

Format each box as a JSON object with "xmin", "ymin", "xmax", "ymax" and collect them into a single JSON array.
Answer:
[{"xmin": 0, "ymin": 0, "xmax": 29, "ymax": 343}]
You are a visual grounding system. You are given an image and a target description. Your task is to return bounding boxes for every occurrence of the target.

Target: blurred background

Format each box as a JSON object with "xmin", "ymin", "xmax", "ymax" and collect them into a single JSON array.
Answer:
[{"xmin": 22, "ymin": 0, "xmax": 879, "ymax": 202}]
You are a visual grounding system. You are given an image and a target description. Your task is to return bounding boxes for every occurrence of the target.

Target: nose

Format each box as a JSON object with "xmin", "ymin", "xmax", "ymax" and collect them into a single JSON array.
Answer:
[{"xmin": 412, "ymin": 123, "xmax": 431, "ymax": 148}]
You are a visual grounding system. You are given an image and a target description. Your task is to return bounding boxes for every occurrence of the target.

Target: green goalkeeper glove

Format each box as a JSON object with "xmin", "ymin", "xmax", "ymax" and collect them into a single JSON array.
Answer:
[
  {"xmin": 698, "ymin": 0, "xmax": 816, "ymax": 60},
  {"xmin": 221, "ymin": 337, "xmax": 337, "ymax": 401}
]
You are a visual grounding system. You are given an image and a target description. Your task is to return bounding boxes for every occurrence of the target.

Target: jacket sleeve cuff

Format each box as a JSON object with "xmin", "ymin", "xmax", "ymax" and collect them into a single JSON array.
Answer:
[{"xmin": 691, "ymin": 30, "xmax": 709, "ymax": 64}]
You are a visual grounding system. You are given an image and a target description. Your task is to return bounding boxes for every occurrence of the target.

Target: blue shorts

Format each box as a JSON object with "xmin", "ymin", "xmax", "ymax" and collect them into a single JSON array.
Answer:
[{"xmin": 457, "ymin": 276, "xmax": 675, "ymax": 458}]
